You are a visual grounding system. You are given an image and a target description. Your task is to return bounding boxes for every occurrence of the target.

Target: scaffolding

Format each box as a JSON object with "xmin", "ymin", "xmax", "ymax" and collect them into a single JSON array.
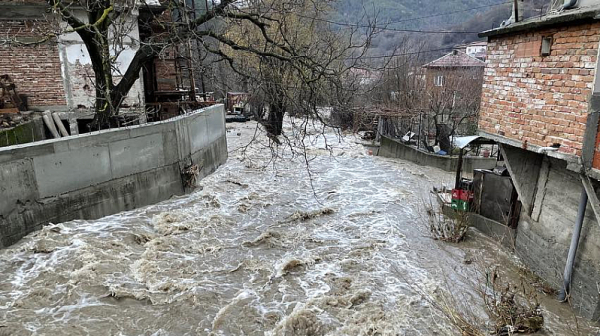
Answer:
[{"xmin": 144, "ymin": 0, "xmax": 215, "ymax": 121}]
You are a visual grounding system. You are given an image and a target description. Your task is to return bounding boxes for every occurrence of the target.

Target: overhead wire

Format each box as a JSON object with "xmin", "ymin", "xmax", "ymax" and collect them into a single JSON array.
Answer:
[{"xmin": 296, "ymin": 0, "xmax": 512, "ymax": 34}]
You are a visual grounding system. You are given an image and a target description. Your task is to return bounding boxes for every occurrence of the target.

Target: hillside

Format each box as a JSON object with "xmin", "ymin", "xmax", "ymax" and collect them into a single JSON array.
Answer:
[
  {"xmin": 332, "ymin": 0, "xmax": 549, "ymax": 59},
  {"xmin": 333, "ymin": 0, "xmax": 507, "ymax": 30}
]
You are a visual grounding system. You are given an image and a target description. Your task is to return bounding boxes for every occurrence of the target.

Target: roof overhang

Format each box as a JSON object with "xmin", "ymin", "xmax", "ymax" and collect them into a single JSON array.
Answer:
[
  {"xmin": 423, "ymin": 65, "xmax": 486, "ymax": 69},
  {"xmin": 454, "ymin": 136, "xmax": 496, "ymax": 149},
  {"xmin": 480, "ymin": 6, "xmax": 600, "ymax": 38}
]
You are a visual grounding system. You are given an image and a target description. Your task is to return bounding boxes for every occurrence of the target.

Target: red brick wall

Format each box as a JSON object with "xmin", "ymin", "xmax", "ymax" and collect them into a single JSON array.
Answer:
[
  {"xmin": 479, "ymin": 22, "xmax": 600, "ymax": 156},
  {"xmin": 2, "ymin": 0, "xmax": 47, "ymax": 3},
  {"xmin": 155, "ymin": 57, "xmax": 178, "ymax": 92},
  {"xmin": 425, "ymin": 67, "xmax": 484, "ymax": 91},
  {"xmin": 0, "ymin": 20, "xmax": 66, "ymax": 108}
]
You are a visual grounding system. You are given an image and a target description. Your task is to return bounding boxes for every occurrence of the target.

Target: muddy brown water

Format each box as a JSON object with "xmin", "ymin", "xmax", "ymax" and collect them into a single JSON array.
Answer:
[{"xmin": 0, "ymin": 122, "xmax": 597, "ymax": 335}]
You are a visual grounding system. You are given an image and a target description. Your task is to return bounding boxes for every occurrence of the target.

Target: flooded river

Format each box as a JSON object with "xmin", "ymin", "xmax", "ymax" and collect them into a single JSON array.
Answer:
[{"xmin": 0, "ymin": 121, "xmax": 597, "ymax": 335}]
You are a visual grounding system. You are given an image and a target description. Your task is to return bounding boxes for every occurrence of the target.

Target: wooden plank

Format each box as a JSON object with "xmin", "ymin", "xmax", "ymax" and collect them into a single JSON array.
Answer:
[
  {"xmin": 499, "ymin": 144, "xmax": 543, "ymax": 216},
  {"xmin": 0, "ymin": 108, "xmax": 19, "ymax": 114},
  {"xmin": 580, "ymin": 174, "xmax": 600, "ymax": 229},
  {"xmin": 532, "ymin": 156, "xmax": 550, "ymax": 221}
]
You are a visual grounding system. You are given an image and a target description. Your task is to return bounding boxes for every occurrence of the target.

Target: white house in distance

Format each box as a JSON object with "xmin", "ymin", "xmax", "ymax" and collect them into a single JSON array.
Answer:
[{"xmin": 455, "ymin": 41, "xmax": 488, "ymax": 61}]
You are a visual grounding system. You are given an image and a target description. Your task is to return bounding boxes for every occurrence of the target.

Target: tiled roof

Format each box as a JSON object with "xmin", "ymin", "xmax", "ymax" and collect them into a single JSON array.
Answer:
[{"xmin": 423, "ymin": 50, "xmax": 486, "ymax": 68}]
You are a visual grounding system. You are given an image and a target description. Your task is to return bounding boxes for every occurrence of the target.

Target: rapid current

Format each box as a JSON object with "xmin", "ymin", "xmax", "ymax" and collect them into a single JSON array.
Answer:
[{"xmin": 0, "ymin": 120, "xmax": 598, "ymax": 335}]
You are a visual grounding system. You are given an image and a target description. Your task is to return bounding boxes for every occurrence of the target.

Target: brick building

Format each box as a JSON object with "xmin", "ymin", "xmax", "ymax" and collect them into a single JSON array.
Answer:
[
  {"xmin": 423, "ymin": 49, "xmax": 485, "ymax": 90},
  {"xmin": 0, "ymin": 1, "xmax": 67, "ymax": 110},
  {"xmin": 479, "ymin": 0, "xmax": 600, "ymax": 320},
  {"xmin": 0, "ymin": 1, "xmax": 198, "ymax": 131},
  {"xmin": 421, "ymin": 50, "xmax": 485, "ymax": 149},
  {"xmin": 0, "ymin": 1, "xmax": 150, "ymax": 115}
]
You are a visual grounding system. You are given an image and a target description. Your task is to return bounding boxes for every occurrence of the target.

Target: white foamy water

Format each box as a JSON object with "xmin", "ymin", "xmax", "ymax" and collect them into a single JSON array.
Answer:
[{"xmin": 0, "ymin": 120, "xmax": 596, "ymax": 335}]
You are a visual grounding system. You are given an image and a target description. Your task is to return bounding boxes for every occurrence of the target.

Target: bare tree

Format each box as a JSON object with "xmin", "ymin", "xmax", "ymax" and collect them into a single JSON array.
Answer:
[
  {"xmin": 424, "ymin": 66, "xmax": 483, "ymax": 152},
  {"xmin": 215, "ymin": 0, "xmax": 374, "ymax": 137},
  {"xmin": 15, "ymin": 0, "xmax": 368, "ymax": 130}
]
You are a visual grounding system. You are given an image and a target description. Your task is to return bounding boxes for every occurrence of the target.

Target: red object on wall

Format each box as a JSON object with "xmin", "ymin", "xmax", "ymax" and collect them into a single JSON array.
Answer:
[
  {"xmin": 460, "ymin": 190, "xmax": 474, "ymax": 202},
  {"xmin": 452, "ymin": 189, "xmax": 461, "ymax": 200}
]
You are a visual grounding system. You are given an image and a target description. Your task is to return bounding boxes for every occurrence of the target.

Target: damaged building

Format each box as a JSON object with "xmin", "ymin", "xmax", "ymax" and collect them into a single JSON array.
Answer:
[
  {"xmin": 479, "ymin": 0, "xmax": 600, "ymax": 320},
  {"xmin": 0, "ymin": 0, "xmax": 209, "ymax": 137}
]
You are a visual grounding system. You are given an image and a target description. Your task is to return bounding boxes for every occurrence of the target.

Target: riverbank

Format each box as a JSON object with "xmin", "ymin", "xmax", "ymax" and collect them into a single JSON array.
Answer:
[{"xmin": 0, "ymin": 121, "xmax": 596, "ymax": 335}]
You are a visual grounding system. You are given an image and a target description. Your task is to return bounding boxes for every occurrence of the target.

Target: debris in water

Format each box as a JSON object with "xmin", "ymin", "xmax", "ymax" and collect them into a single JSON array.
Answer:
[
  {"xmin": 103, "ymin": 286, "xmax": 153, "ymax": 304},
  {"xmin": 224, "ymin": 179, "xmax": 249, "ymax": 188},
  {"xmin": 152, "ymin": 213, "xmax": 192, "ymax": 236},
  {"xmin": 283, "ymin": 208, "xmax": 335, "ymax": 223},
  {"xmin": 278, "ymin": 259, "xmax": 306, "ymax": 277},
  {"xmin": 242, "ymin": 231, "xmax": 283, "ymax": 248},
  {"xmin": 347, "ymin": 210, "xmax": 381, "ymax": 218},
  {"xmin": 238, "ymin": 203, "xmax": 250, "ymax": 213},
  {"xmin": 270, "ymin": 308, "xmax": 327, "ymax": 336},
  {"xmin": 132, "ymin": 233, "xmax": 154, "ymax": 245},
  {"xmin": 201, "ymin": 195, "xmax": 221, "ymax": 208},
  {"xmin": 182, "ymin": 163, "xmax": 200, "ymax": 188},
  {"xmin": 28, "ymin": 238, "xmax": 69, "ymax": 254},
  {"xmin": 348, "ymin": 290, "xmax": 372, "ymax": 308}
]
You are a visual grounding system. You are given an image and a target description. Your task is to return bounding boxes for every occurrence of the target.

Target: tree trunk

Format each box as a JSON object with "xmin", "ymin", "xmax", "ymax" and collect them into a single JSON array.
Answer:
[
  {"xmin": 75, "ymin": 10, "xmax": 118, "ymax": 130},
  {"xmin": 266, "ymin": 100, "xmax": 285, "ymax": 136}
]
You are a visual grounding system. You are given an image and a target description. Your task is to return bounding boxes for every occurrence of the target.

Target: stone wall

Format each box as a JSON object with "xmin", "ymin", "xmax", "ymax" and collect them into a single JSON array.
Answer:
[
  {"xmin": 378, "ymin": 136, "xmax": 498, "ymax": 172},
  {"xmin": 480, "ymin": 22, "xmax": 600, "ymax": 157},
  {"xmin": 0, "ymin": 105, "xmax": 227, "ymax": 248}
]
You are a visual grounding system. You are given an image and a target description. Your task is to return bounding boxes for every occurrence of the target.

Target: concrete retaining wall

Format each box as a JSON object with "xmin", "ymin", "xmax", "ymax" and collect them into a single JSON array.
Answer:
[
  {"xmin": 0, "ymin": 105, "xmax": 227, "ymax": 248},
  {"xmin": 0, "ymin": 118, "xmax": 47, "ymax": 147},
  {"xmin": 379, "ymin": 136, "xmax": 497, "ymax": 172},
  {"xmin": 517, "ymin": 159, "xmax": 600, "ymax": 320},
  {"xmin": 502, "ymin": 144, "xmax": 600, "ymax": 320}
]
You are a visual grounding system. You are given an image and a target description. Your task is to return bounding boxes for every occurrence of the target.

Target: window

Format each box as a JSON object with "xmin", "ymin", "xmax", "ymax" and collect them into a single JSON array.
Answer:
[
  {"xmin": 541, "ymin": 36, "xmax": 553, "ymax": 56},
  {"xmin": 434, "ymin": 75, "xmax": 444, "ymax": 87}
]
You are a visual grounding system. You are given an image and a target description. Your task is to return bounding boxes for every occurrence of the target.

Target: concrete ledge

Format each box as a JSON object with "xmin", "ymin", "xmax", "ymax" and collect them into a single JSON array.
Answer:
[
  {"xmin": 439, "ymin": 199, "xmax": 516, "ymax": 249},
  {"xmin": 378, "ymin": 135, "xmax": 497, "ymax": 172},
  {"xmin": 479, "ymin": 7, "xmax": 600, "ymax": 38},
  {"xmin": 470, "ymin": 213, "xmax": 516, "ymax": 249},
  {"xmin": 0, "ymin": 105, "xmax": 228, "ymax": 248},
  {"xmin": 479, "ymin": 130, "xmax": 582, "ymax": 172}
]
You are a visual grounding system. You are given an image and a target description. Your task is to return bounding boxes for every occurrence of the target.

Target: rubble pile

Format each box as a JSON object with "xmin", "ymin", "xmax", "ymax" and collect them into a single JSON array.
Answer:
[{"xmin": 0, "ymin": 111, "xmax": 37, "ymax": 129}]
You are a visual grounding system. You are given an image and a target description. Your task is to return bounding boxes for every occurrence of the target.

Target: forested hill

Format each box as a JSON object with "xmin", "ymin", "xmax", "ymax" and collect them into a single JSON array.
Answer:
[
  {"xmin": 332, "ymin": 0, "xmax": 549, "ymax": 58},
  {"xmin": 333, "ymin": 0, "xmax": 510, "ymax": 30}
]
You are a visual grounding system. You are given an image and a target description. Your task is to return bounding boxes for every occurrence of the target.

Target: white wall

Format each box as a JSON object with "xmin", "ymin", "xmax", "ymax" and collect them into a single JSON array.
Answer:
[{"xmin": 57, "ymin": 9, "xmax": 145, "ymax": 112}]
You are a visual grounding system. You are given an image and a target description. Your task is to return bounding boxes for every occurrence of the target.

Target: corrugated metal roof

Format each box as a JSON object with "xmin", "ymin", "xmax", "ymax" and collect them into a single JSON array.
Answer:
[
  {"xmin": 480, "ymin": 5, "xmax": 600, "ymax": 38},
  {"xmin": 139, "ymin": 0, "xmax": 162, "ymax": 5},
  {"xmin": 467, "ymin": 41, "xmax": 488, "ymax": 46},
  {"xmin": 423, "ymin": 50, "xmax": 486, "ymax": 68}
]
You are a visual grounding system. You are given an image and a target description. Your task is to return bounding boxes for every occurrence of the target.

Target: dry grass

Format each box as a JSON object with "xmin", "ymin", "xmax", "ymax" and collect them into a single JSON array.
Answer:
[
  {"xmin": 424, "ymin": 197, "xmax": 470, "ymax": 243},
  {"xmin": 426, "ymin": 265, "xmax": 544, "ymax": 336},
  {"xmin": 433, "ymin": 291, "xmax": 486, "ymax": 336},
  {"xmin": 481, "ymin": 268, "xmax": 543, "ymax": 334}
]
